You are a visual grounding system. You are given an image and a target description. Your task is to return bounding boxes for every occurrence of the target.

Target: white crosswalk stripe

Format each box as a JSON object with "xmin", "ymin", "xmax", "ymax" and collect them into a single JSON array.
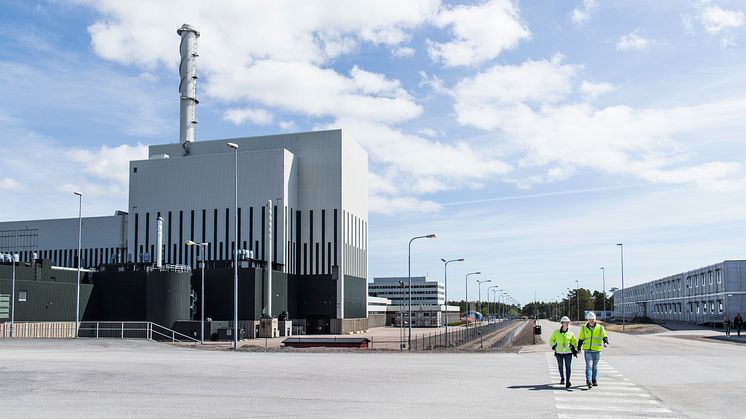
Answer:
[{"xmin": 545, "ymin": 352, "xmax": 679, "ymax": 418}]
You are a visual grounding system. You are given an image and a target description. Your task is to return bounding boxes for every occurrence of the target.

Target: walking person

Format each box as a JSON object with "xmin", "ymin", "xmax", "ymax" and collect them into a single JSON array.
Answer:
[
  {"xmin": 735, "ymin": 313, "xmax": 744, "ymax": 337},
  {"xmin": 723, "ymin": 314, "xmax": 731, "ymax": 337},
  {"xmin": 550, "ymin": 316, "xmax": 578, "ymax": 389},
  {"xmin": 577, "ymin": 312, "xmax": 608, "ymax": 390}
]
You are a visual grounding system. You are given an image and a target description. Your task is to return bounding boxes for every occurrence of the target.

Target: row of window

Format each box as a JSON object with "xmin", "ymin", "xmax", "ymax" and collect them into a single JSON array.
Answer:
[
  {"xmin": 624, "ymin": 268, "xmax": 723, "ymax": 301},
  {"xmin": 653, "ymin": 300, "xmax": 723, "ymax": 315}
]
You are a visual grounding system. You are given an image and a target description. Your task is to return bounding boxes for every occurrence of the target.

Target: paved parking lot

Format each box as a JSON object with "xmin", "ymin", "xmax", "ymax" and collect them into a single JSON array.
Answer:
[{"xmin": 1, "ymin": 321, "xmax": 744, "ymax": 418}]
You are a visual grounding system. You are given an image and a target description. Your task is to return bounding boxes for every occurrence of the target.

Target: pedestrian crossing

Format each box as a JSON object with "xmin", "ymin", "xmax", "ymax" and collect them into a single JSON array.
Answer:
[{"xmin": 544, "ymin": 352, "xmax": 679, "ymax": 418}]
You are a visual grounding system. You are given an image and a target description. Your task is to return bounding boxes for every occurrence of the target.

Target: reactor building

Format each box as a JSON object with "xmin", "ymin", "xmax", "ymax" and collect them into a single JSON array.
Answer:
[{"xmin": 0, "ymin": 24, "xmax": 369, "ymax": 336}]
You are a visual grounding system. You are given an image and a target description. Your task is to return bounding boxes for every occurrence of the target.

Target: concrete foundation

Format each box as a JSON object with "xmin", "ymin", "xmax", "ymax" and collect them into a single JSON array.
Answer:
[{"xmin": 259, "ymin": 318, "xmax": 279, "ymax": 338}]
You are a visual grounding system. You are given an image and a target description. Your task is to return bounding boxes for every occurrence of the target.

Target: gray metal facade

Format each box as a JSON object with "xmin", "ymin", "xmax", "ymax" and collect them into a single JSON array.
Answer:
[
  {"xmin": 613, "ymin": 260, "xmax": 746, "ymax": 323},
  {"xmin": 0, "ymin": 213, "xmax": 127, "ymax": 268}
]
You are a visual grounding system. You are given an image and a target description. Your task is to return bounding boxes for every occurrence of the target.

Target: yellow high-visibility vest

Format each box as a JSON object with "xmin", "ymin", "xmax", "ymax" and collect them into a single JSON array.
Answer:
[
  {"xmin": 549, "ymin": 329, "xmax": 577, "ymax": 354},
  {"xmin": 578, "ymin": 323, "xmax": 607, "ymax": 351}
]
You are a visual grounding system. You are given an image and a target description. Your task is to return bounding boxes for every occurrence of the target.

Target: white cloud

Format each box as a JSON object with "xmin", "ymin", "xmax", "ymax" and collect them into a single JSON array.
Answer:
[
  {"xmin": 616, "ymin": 30, "xmax": 651, "ymax": 51},
  {"xmin": 451, "ymin": 54, "xmax": 746, "ymax": 190},
  {"xmin": 333, "ymin": 118, "xmax": 512, "ymax": 195},
  {"xmin": 0, "ymin": 115, "xmax": 145, "ymax": 220},
  {"xmin": 427, "ymin": 0, "xmax": 530, "ymax": 67},
  {"xmin": 700, "ymin": 6, "xmax": 745, "ymax": 35},
  {"xmin": 0, "ymin": 178, "xmax": 21, "ymax": 191},
  {"xmin": 570, "ymin": 0, "xmax": 598, "ymax": 26},
  {"xmin": 278, "ymin": 120, "xmax": 297, "ymax": 131},
  {"xmin": 369, "ymin": 195, "xmax": 442, "ymax": 215},
  {"xmin": 223, "ymin": 108, "xmax": 274, "ymax": 126},
  {"xmin": 391, "ymin": 46, "xmax": 415, "ymax": 57},
  {"xmin": 454, "ymin": 55, "xmax": 579, "ymax": 130},
  {"xmin": 580, "ymin": 80, "xmax": 616, "ymax": 99}
]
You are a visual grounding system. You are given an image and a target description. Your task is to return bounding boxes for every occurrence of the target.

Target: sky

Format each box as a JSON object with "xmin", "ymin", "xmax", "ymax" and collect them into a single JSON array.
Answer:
[{"xmin": 1, "ymin": 0, "xmax": 746, "ymax": 305}]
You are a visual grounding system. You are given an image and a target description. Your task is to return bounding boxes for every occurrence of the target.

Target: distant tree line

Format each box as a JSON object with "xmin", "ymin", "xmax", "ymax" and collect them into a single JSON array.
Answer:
[{"xmin": 520, "ymin": 288, "xmax": 616, "ymax": 321}]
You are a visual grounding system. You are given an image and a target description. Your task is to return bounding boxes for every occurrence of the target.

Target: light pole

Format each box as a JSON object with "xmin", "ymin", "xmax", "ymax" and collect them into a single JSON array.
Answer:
[
  {"xmin": 566, "ymin": 288, "xmax": 571, "ymax": 318},
  {"xmin": 187, "ymin": 240, "xmax": 208, "ymax": 343},
  {"xmin": 575, "ymin": 280, "xmax": 580, "ymax": 321},
  {"xmin": 488, "ymin": 286, "xmax": 500, "ymax": 323},
  {"xmin": 10, "ymin": 232, "xmax": 17, "ymax": 337},
  {"xmin": 74, "ymin": 191, "xmax": 82, "ymax": 338},
  {"xmin": 617, "ymin": 243, "xmax": 625, "ymax": 332},
  {"xmin": 440, "ymin": 258, "xmax": 463, "ymax": 341},
  {"xmin": 408, "ymin": 233, "xmax": 436, "ymax": 351},
  {"xmin": 477, "ymin": 279, "xmax": 492, "ymax": 321},
  {"xmin": 600, "ymin": 267, "xmax": 606, "ymax": 321},
  {"xmin": 227, "ymin": 142, "xmax": 239, "ymax": 349},
  {"xmin": 465, "ymin": 271, "xmax": 481, "ymax": 334},
  {"xmin": 398, "ymin": 280, "xmax": 405, "ymax": 350}
]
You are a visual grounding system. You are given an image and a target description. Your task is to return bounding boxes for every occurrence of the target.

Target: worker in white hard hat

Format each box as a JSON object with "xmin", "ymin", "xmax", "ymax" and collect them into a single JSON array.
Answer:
[
  {"xmin": 549, "ymin": 316, "xmax": 578, "ymax": 389},
  {"xmin": 577, "ymin": 311, "xmax": 609, "ymax": 389}
]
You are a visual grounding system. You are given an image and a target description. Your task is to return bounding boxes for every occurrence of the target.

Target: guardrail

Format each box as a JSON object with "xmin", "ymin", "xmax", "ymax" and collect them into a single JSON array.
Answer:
[
  {"xmin": 0, "ymin": 321, "xmax": 200, "ymax": 344},
  {"xmin": 78, "ymin": 321, "xmax": 200, "ymax": 343}
]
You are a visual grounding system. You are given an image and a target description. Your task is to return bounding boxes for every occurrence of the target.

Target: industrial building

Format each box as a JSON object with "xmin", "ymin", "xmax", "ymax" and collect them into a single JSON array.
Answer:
[
  {"xmin": 367, "ymin": 277, "xmax": 459, "ymax": 327},
  {"xmin": 0, "ymin": 24, "xmax": 368, "ymax": 337},
  {"xmin": 369, "ymin": 276, "xmax": 445, "ymax": 305},
  {"xmin": 613, "ymin": 260, "xmax": 746, "ymax": 324}
]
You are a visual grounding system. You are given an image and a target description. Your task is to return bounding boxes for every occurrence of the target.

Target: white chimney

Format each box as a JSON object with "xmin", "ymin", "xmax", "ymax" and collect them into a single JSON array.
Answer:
[
  {"xmin": 177, "ymin": 24, "xmax": 200, "ymax": 155},
  {"xmin": 156, "ymin": 216, "xmax": 164, "ymax": 268},
  {"xmin": 265, "ymin": 200, "xmax": 273, "ymax": 317}
]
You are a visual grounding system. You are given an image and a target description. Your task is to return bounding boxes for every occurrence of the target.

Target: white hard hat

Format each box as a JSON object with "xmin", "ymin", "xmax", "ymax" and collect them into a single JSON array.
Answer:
[
  {"xmin": 560, "ymin": 316, "xmax": 571, "ymax": 323},
  {"xmin": 586, "ymin": 311, "xmax": 597, "ymax": 320}
]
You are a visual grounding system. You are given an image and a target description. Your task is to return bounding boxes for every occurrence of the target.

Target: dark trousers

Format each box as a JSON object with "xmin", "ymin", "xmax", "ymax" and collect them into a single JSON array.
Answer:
[{"xmin": 555, "ymin": 353, "xmax": 572, "ymax": 381}]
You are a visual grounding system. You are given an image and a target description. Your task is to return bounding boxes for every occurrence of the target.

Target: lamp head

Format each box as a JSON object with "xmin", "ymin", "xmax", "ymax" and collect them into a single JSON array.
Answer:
[
  {"xmin": 616, "ymin": 243, "xmax": 623, "ymax": 246},
  {"xmin": 227, "ymin": 142, "xmax": 239, "ymax": 150},
  {"xmin": 456, "ymin": 258, "xmax": 465, "ymax": 262},
  {"xmin": 441, "ymin": 258, "xmax": 446, "ymax": 263},
  {"xmin": 186, "ymin": 240, "xmax": 196, "ymax": 246},
  {"xmin": 427, "ymin": 234, "xmax": 437, "ymax": 239},
  {"xmin": 73, "ymin": 191, "xmax": 82, "ymax": 196}
]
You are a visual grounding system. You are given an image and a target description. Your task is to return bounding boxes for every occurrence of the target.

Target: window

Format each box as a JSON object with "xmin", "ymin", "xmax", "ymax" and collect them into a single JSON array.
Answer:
[
  {"xmin": 718, "ymin": 301, "xmax": 723, "ymax": 313},
  {"xmin": 716, "ymin": 270, "xmax": 722, "ymax": 284},
  {"xmin": 710, "ymin": 301, "xmax": 715, "ymax": 313},
  {"xmin": 708, "ymin": 271, "xmax": 713, "ymax": 285},
  {"xmin": 695, "ymin": 302, "xmax": 700, "ymax": 314},
  {"xmin": 18, "ymin": 290, "xmax": 27, "ymax": 302},
  {"xmin": 700, "ymin": 273, "xmax": 705, "ymax": 286}
]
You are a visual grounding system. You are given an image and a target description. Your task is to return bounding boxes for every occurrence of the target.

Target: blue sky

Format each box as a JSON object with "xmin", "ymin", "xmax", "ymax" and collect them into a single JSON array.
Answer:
[{"xmin": 2, "ymin": 0, "xmax": 746, "ymax": 305}]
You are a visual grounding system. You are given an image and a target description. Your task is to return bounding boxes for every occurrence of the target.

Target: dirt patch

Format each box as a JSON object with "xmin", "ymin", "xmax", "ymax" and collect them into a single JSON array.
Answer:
[{"xmin": 604, "ymin": 323, "xmax": 667, "ymax": 334}]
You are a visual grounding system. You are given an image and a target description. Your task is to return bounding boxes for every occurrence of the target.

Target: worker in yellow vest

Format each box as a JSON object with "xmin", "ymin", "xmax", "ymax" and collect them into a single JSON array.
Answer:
[
  {"xmin": 549, "ymin": 316, "xmax": 578, "ymax": 389},
  {"xmin": 577, "ymin": 311, "xmax": 609, "ymax": 389}
]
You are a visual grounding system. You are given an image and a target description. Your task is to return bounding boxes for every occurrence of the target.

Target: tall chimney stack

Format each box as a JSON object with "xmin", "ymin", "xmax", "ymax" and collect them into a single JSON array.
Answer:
[{"xmin": 177, "ymin": 24, "xmax": 200, "ymax": 155}]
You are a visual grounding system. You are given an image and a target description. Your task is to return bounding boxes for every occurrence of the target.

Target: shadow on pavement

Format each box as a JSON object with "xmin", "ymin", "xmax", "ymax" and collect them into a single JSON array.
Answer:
[{"xmin": 507, "ymin": 384, "xmax": 559, "ymax": 391}]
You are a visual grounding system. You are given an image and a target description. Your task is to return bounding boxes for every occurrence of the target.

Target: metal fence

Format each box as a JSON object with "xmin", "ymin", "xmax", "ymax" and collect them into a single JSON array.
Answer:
[
  {"xmin": 78, "ymin": 321, "xmax": 200, "ymax": 343},
  {"xmin": 408, "ymin": 319, "xmax": 524, "ymax": 351},
  {"xmin": 0, "ymin": 321, "xmax": 200, "ymax": 343}
]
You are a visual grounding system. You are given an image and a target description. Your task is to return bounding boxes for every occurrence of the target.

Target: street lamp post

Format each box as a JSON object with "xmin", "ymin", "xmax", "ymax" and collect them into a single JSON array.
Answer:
[
  {"xmin": 187, "ymin": 241, "xmax": 208, "ymax": 343},
  {"xmin": 600, "ymin": 267, "xmax": 606, "ymax": 321},
  {"xmin": 566, "ymin": 288, "xmax": 571, "ymax": 318},
  {"xmin": 465, "ymin": 271, "xmax": 481, "ymax": 335},
  {"xmin": 477, "ymin": 279, "xmax": 492, "ymax": 321},
  {"xmin": 488, "ymin": 286, "xmax": 500, "ymax": 323},
  {"xmin": 575, "ymin": 280, "xmax": 580, "ymax": 321},
  {"xmin": 398, "ymin": 280, "xmax": 405, "ymax": 350},
  {"xmin": 74, "ymin": 191, "xmax": 82, "ymax": 338},
  {"xmin": 440, "ymin": 258, "xmax": 464, "ymax": 343},
  {"xmin": 408, "ymin": 234, "xmax": 436, "ymax": 351},
  {"xmin": 227, "ymin": 142, "xmax": 239, "ymax": 349},
  {"xmin": 10, "ymin": 232, "xmax": 17, "ymax": 337},
  {"xmin": 617, "ymin": 243, "xmax": 625, "ymax": 332}
]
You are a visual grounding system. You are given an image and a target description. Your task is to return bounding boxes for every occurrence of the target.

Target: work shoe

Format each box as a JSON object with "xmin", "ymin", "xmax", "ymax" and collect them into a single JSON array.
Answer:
[
  {"xmin": 587, "ymin": 381, "xmax": 592, "ymax": 389},
  {"xmin": 592, "ymin": 379, "xmax": 598, "ymax": 387},
  {"xmin": 560, "ymin": 378, "xmax": 565, "ymax": 385},
  {"xmin": 565, "ymin": 381, "xmax": 571, "ymax": 389}
]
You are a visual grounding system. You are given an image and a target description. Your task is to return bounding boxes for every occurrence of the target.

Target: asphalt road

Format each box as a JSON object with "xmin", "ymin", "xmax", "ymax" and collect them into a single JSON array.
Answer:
[{"xmin": 0, "ymin": 321, "xmax": 743, "ymax": 418}]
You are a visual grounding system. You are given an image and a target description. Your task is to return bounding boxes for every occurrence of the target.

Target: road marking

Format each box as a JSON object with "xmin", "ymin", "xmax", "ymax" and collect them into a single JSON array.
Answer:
[
  {"xmin": 556, "ymin": 405, "xmax": 672, "ymax": 413},
  {"xmin": 555, "ymin": 397, "xmax": 661, "ymax": 405},
  {"xmin": 545, "ymin": 352, "xmax": 679, "ymax": 418}
]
